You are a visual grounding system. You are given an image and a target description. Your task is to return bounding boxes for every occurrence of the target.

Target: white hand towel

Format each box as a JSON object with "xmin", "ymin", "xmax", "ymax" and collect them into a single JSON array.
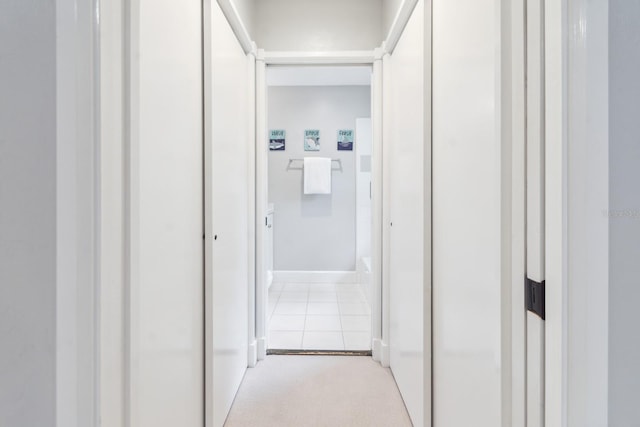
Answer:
[{"xmin": 303, "ymin": 157, "xmax": 332, "ymax": 194}]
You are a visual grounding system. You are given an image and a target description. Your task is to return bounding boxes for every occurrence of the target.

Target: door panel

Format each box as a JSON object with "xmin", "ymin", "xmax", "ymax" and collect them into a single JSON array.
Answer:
[
  {"xmin": 134, "ymin": 1, "xmax": 204, "ymax": 426},
  {"xmin": 206, "ymin": 2, "xmax": 250, "ymax": 426},
  {"xmin": 433, "ymin": 0, "xmax": 503, "ymax": 425},
  {"xmin": 388, "ymin": 1, "xmax": 426, "ymax": 425}
]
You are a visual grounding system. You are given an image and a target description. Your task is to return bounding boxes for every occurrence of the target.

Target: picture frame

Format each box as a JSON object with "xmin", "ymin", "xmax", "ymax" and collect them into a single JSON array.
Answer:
[
  {"xmin": 304, "ymin": 129, "xmax": 320, "ymax": 151},
  {"xmin": 269, "ymin": 129, "xmax": 286, "ymax": 151},
  {"xmin": 337, "ymin": 129, "xmax": 354, "ymax": 151}
]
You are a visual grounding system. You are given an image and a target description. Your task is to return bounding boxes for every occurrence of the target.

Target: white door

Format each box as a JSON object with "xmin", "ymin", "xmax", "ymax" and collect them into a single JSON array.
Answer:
[
  {"xmin": 526, "ymin": 0, "xmax": 546, "ymax": 424},
  {"xmin": 432, "ymin": 0, "xmax": 503, "ymax": 425},
  {"xmin": 388, "ymin": 1, "xmax": 427, "ymax": 425},
  {"xmin": 133, "ymin": 1, "xmax": 204, "ymax": 426},
  {"xmin": 205, "ymin": 2, "xmax": 251, "ymax": 426}
]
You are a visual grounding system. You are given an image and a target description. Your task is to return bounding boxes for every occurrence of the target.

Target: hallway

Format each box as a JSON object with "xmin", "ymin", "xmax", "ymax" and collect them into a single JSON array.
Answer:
[
  {"xmin": 224, "ymin": 355, "xmax": 412, "ymax": 427},
  {"xmin": 3, "ymin": 0, "xmax": 632, "ymax": 426}
]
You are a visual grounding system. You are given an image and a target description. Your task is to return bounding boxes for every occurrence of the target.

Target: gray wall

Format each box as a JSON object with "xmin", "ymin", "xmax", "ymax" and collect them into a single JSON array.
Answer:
[
  {"xmin": 253, "ymin": 0, "xmax": 383, "ymax": 51},
  {"xmin": 0, "ymin": 1, "xmax": 57, "ymax": 425},
  {"xmin": 609, "ymin": 1, "xmax": 640, "ymax": 425},
  {"xmin": 268, "ymin": 85, "xmax": 370, "ymax": 271}
]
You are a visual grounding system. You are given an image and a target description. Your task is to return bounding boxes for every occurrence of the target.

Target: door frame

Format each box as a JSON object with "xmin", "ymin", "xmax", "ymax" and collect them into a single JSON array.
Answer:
[
  {"xmin": 253, "ymin": 50, "xmax": 384, "ymax": 360},
  {"xmin": 543, "ymin": 0, "xmax": 611, "ymax": 425}
]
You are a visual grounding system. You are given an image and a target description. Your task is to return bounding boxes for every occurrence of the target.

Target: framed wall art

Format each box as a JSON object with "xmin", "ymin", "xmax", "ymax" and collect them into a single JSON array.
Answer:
[
  {"xmin": 337, "ymin": 129, "xmax": 354, "ymax": 151},
  {"xmin": 269, "ymin": 129, "xmax": 286, "ymax": 151},
  {"xmin": 304, "ymin": 129, "xmax": 320, "ymax": 151}
]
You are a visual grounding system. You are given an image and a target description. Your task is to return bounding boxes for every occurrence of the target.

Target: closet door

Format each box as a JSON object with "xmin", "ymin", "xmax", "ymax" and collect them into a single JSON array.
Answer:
[
  {"xmin": 433, "ymin": 0, "xmax": 502, "ymax": 425},
  {"xmin": 205, "ymin": 2, "xmax": 250, "ymax": 426},
  {"xmin": 133, "ymin": 1, "xmax": 204, "ymax": 426},
  {"xmin": 388, "ymin": 1, "xmax": 427, "ymax": 425}
]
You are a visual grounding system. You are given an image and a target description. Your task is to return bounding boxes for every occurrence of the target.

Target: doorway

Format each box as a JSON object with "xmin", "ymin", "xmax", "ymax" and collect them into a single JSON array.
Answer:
[{"xmin": 256, "ymin": 64, "xmax": 380, "ymax": 353}]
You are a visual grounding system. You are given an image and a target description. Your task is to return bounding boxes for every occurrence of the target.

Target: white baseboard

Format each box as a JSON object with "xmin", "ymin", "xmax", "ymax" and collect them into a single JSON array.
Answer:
[
  {"xmin": 380, "ymin": 342, "xmax": 390, "ymax": 367},
  {"xmin": 257, "ymin": 336, "xmax": 267, "ymax": 360},
  {"xmin": 372, "ymin": 338, "xmax": 382, "ymax": 362},
  {"xmin": 273, "ymin": 270, "xmax": 358, "ymax": 284},
  {"xmin": 357, "ymin": 257, "xmax": 372, "ymax": 274},
  {"xmin": 373, "ymin": 339, "xmax": 390, "ymax": 367},
  {"xmin": 248, "ymin": 340, "xmax": 258, "ymax": 368},
  {"xmin": 267, "ymin": 270, "xmax": 273, "ymax": 289}
]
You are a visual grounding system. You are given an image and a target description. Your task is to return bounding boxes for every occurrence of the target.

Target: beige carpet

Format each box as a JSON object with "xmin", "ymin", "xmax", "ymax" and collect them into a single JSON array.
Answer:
[{"xmin": 224, "ymin": 355, "xmax": 413, "ymax": 427}]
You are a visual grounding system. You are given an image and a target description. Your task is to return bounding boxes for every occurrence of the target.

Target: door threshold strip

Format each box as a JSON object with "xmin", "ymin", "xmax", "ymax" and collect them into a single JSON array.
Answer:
[{"xmin": 267, "ymin": 349, "xmax": 372, "ymax": 356}]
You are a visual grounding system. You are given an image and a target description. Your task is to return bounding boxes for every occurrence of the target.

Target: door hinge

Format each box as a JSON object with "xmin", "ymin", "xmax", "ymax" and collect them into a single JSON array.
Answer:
[{"xmin": 525, "ymin": 277, "xmax": 545, "ymax": 320}]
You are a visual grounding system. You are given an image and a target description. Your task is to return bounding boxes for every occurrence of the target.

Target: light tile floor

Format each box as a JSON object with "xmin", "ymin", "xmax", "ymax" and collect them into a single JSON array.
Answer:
[{"xmin": 267, "ymin": 282, "xmax": 372, "ymax": 351}]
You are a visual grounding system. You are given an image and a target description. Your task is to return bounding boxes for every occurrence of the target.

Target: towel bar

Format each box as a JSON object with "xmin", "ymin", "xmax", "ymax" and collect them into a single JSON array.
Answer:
[
  {"xmin": 286, "ymin": 158, "xmax": 343, "ymax": 171},
  {"xmin": 287, "ymin": 158, "xmax": 341, "ymax": 164}
]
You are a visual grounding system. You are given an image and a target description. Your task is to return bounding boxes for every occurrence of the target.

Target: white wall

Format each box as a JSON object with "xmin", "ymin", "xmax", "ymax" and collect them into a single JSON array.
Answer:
[
  {"xmin": 206, "ymin": 2, "xmax": 251, "ymax": 426},
  {"xmin": 387, "ymin": 0, "xmax": 429, "ymax": 425},
  {"xmin": 253, "ymin": 0, "xmax": 383, "ymax": 51},
  {"xmin": 1, "ymin": 1, "xmax": 98, "ymax": 425},
  {"xmin": 0, "ymin": 2, "xmax": 57, "ymax": 425},
  {"xmin": 267, "ymin": 85, "xmax": 370, "ymax": 272},
  {"xmin": 432, "ymin": 0, "xmax": 502, "ymax": 426},
  {"xmin": 609, "ymin": 1, "xmax": 640, "ymax": 424},
  {"xmin": 132, "ymin": 1, "xmax": 204, "ymax": 426}
]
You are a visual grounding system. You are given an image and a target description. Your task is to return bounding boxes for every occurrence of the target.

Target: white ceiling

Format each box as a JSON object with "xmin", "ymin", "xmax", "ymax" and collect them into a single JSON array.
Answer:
[{"xmin": 266, "ymin": 65, "xmax": 372, "ymax": 87}]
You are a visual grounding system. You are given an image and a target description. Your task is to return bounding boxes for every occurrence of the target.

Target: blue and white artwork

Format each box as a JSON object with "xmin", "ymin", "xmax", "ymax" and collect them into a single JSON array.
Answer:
[
  {"xmin": 269, "ymin": 129, "xmax": 286, "ymax": 151},
  {"xmin": 304, "ymin": 129, "xmax": 320, "ymax": 151},
  {"xmin": 337, "ymin": 129, "xmax": 354, "ymax": 151}
]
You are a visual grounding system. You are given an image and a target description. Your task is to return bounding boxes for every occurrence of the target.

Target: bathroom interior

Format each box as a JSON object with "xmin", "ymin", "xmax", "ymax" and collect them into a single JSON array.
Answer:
[{"xmin": 265, "ymin": 65, "xmax": 374, "ymax": 352}]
